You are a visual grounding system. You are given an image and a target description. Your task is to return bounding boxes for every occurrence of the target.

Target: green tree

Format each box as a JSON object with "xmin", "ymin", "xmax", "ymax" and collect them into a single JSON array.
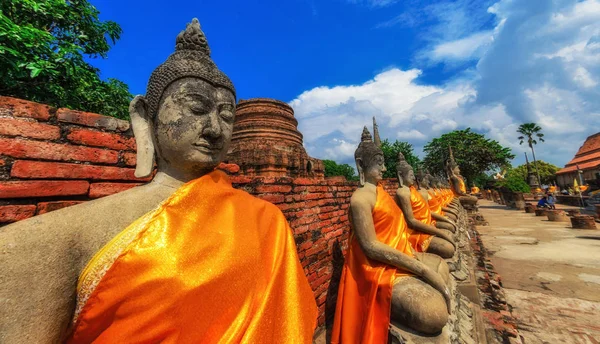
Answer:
[
  {"xmin": 512, "ymin": 160, "xmax": 559, "ymax": 185},
  {"xmin": 323, "ymin": 160, "xmax": 358, "ymax": 181},
  {"xmin": 496, "ymin": 169, "xmax": 531, "ymax": 192},
  {"xmin": 380, "ymin": 139, "xmax": 421, "ymax": 179},
  {"xmin": 517, "ymin": 123, "xmax": 545, "ymax": 186},
  {"xmin": 0, "ymin": 0, "xmax": 132, "ymax": 119},
  {"xmin": 422, "ymin": 128, "xmax": 515, "ymax": 186}
]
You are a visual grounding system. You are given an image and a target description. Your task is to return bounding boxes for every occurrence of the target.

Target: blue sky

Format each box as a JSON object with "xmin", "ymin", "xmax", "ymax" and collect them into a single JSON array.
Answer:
[{"xmin": 90, "ymin": 0, "xmax": 600, "ymax": 168}]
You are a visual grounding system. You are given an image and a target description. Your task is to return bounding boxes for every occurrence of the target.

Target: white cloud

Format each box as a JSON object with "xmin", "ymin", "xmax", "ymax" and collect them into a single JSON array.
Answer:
[{"xmin": 291, "ymin": 0, "xmax": 600, "ymax": 169}]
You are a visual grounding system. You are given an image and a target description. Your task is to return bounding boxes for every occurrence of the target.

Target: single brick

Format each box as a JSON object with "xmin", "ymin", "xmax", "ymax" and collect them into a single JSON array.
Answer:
[
  {"xmin": 0, "ymin": 117, "xmax": 60, "ymax": 140},
  {"xmin": 37, "ymin": 201, "xmax": 85, "ymax": 215},
  {"xmin": 0, "ymin": 96, "xmax": 52, "ymax": 121},
  {"xmin": 89, "ymin": 182, "xmax": 142, "ymax": 198},
  {"xmin": 0, "ymin": 138, "xmax": 119, "ymax": 164},
  {"xmin": 0, "ymin": 180, "xmax": 89, "ymax": 199},
  {"xmin": 123, "ymin": 152, "xmax": 137, "ymax": 166},
  {"xmin": 67, "ymin": 128, "xmax": 136, "ymax": 151},
  {"xmin": 11, "ymin": 160, "xmax": 151, "ymax": 181},
  {"xmin": 0, "ymin": 204, "xmax": 37, "ymax": 223},
  {"xmin": 57, "ymin": 108, "xmax": 130, "ymax": 132}
]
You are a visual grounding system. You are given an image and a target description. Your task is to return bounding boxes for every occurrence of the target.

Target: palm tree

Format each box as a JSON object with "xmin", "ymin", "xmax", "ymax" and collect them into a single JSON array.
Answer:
[{"xmin": 517, "ymin": 123, "xmax": 544, "ymax": 186}]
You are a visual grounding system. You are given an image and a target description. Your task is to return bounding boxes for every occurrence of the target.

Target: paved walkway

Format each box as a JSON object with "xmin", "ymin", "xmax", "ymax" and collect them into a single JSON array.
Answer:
[{"xmin": 477, "ymin": 200, "xmax": 600, "ymax": 344}]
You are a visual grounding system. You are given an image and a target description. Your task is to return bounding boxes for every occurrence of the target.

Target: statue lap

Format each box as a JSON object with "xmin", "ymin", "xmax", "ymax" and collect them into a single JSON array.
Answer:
[{"xmin": 0, "ymin": 183, "xmax": 175, "ymax": 342}]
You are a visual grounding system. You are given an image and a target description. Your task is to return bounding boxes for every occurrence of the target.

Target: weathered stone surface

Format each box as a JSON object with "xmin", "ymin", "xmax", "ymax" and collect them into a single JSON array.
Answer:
[
  {"xmin": 0, "ymin": 180, "xmax": 89, "ymax": 198},
  {"xmin": 11, "ymin": 160, "xmax": 150, "ymax": 181},
  {"xmin": 546, "ymin": 210, "xmax": 569, "ymax": 222},
  {"xmin": 227, "ymin": 98, "xmax": 324, "ymax": 178},
  {"xmin": 0, "ymin": 96, "xmax": 52, "ymax": 121},
  {"xmin": 534, "ymin": 208, "xmax": 548, "ymax": 217},
  {"xmin": 57, "ymin": 108, "xmax": 130, "ymax": 131},
  {"xmin": 0, "ymin": 138, "xmax": 119, "ymax": 164},
  {"xmin": 0, "ymin": 205, "xmax": 37, "ymax": 223},
  {"xmin": 0, "ymin": 117, "xmax": 60, "ymax": 140}
]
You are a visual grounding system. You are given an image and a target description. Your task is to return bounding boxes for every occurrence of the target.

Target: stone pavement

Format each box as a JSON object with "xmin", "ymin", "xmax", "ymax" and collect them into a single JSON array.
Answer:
[{"xmin": 477, "ymin": 200, "xmax": 600, "ymax": 344}]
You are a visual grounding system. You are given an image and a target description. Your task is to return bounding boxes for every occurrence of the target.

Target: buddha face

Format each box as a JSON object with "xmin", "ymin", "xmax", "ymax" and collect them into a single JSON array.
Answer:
[
  {"xmin": 363, "ymin": 154, "xmax": 386, "ymax": 185},
  {"xmin": 403, "ymin": 168, "xmax": 416, "ymax": 186},
  {"xmin": 154, "ymin": 77, "xmax": 235, "ymax": 176}
]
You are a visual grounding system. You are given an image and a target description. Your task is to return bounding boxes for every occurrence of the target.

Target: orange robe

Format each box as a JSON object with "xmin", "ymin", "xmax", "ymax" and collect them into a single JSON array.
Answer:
[
  {"xmin": 67, "ymin": 170, "xmax": 317, "ymax": 343},
  {"xmin": 407, "ymin": 186, "xmax": 434, "ymax": 253},
  {"xmin": 428, "ymin": 189, "xmax": 443, "ymax": 215},
  {"xmin": 453, "ymin": 177, "xmax": 467, "ymax": 196},
  {"xmin": 331, "ymin": 185, "xmax": 414, "ymax": 344}
]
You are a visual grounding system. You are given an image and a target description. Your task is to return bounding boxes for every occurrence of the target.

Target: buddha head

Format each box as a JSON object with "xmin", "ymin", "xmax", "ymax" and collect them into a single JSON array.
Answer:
[
  {"xmin": 396, "ymin": 152, "xmax": 415, "ymax": 187},
  {"xmin": 130, "ymin": 18, "xmax": 236, "ymax": 180},
  {"xmin": 447, "ymin": 146, "xmax": 460, "ymax": 177},
  {"xmin": 355, "ymin": 117, "xmax": 386, "ymax": 186},
  {"xmin": 420, "ymin": 171, "xmax": 433, "ymax": 189}
]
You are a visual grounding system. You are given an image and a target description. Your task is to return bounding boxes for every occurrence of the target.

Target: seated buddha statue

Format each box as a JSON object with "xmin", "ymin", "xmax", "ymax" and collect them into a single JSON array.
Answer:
[
  {"xmin": 332, "ymin": 119, "xmax": 451, "ymax": 343},
  {"xmin": 417, "ymin": 171, "xmax": 458, "ymax": 232},
  {"xmin": 431, "ymin": 176, "xmax": 459, "ymax": 220},
  {"xmin": 447, "ymin": 147, "xmax": 478, "ymax": 206},
  {"xmin": 0, "ymin": 19, "xmax": 317, "ymax": 343},
  {"xmin": 394, "ymin": 153, "xmax": 456, "ymax": 259}
]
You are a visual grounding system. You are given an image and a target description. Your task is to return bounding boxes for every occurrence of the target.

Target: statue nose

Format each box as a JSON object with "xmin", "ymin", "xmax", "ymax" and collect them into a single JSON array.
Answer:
[{"xmin": 203, "ymin": 111, "xmax": 222, "ymax": 138}]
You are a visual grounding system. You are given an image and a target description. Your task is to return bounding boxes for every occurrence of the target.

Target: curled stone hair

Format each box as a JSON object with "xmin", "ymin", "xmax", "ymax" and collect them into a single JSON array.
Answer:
[
  {"xmin": 355, "ymin": 117, "xmax": 384, "ymax": 186},
  {"xmin": 145, "ymin": 18, "xmax": 236, "ymax": 118}
]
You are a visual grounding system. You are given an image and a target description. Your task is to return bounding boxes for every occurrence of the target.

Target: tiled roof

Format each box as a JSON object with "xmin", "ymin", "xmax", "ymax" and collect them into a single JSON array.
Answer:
[
  {"xmin": 557, "ymin": 160, "xmax": 600, "ymax": 174},
  {"xmin": 573, "ymin": 132, "xmax": 600, "ymax": 157},
  {"xmin": 557, "ymin": 132, "xmax": 600, "ymax": 175}
]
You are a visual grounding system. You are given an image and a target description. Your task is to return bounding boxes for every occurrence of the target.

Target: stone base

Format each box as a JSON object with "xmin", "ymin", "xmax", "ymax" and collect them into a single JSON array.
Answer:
[
  {"xmin": 566, "ymin": 209, "xmax": 581, "ymax": 217},
  {"xmin": 571, "ymin": 215, "xmax": 597, "ymax": 229},
  {"xmin": 534, "ymin": 208, "xmax": 548, "ymax": 217},
  {"xmin": 546, "ymin": 210, "xmax": 569, "ymax": 222},
  {"xmin": 524, "ymin": 203, "xmax": 535, "ymax": 214}
]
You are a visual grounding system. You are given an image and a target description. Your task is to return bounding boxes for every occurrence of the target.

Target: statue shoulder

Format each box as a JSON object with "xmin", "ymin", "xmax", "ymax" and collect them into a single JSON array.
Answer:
[
  {"xmin": 395, "ymin": 185, "xmax": 410, "ymax": 198},
  {"xmin": 350, "ymin": 186, "xmax": 376, "ymax": 210}
]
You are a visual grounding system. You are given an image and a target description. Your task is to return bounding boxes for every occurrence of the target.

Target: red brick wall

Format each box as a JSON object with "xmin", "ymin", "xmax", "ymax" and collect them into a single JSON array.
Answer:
[
  {"xmin": 0, "ymin": 96, "xmax": 148, "ymax": 223},
  {"xmin": 0, "ymin": 96, "xmax": 401, "ymax": 327}
]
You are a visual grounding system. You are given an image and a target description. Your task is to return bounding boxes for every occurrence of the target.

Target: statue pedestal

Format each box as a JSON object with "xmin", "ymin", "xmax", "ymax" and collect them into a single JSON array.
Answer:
[
  {"xmin": 571, "ymin": 215, "xmax": 597, "ymax": 229},
  {"xmin": 547, "ymin": 210, "xmax": 569, "ymax": 222}
]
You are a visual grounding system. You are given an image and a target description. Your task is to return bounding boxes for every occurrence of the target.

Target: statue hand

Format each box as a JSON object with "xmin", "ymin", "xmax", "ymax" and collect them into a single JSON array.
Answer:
[{"xmin": 422, "ymin": 267, "xmax": 451, "ymax": 314}]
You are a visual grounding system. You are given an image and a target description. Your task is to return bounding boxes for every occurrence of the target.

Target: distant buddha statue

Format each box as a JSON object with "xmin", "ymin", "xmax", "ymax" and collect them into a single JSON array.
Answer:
[
  {"xmin": 332, "ymin": 118, "xmax": 451, "ymax": 343},
  {"xmin": 447, "ymin": 147, "xmax": 478, "ymax": 206},
  {"xmin": 418, "ymin": 171, "xmax": 459, "ymax": 230},
  {"xmin": 394, "ymin": 152, "xmax": 456, "ymax": 259},
  {"xmin": 0, "ymin": 19, "xmax": 317, "ymax": 343}
]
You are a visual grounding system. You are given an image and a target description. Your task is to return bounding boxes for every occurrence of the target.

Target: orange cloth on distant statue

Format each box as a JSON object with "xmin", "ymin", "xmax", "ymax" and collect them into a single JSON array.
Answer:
[
  {"xmin": 453, "ymin": 177, "xmax": 467, "ymax": 196},
  {"xmin": 67, "ymin": 170, "xmax": 317, "ymax": 343},
  {"xmin": 407, "ymin": 186, "xmax": 434, "ymax": 252},
  {"xmin": 471, "ymin": 186, "xmax": 480, "ymax": 194},
  {"xmin": 331, "ymin": 184, "xmax": 414, "ymax": 344},
  {"xmin": 428, "ymin": 189, "xmax": 443, "ymax": 215}
]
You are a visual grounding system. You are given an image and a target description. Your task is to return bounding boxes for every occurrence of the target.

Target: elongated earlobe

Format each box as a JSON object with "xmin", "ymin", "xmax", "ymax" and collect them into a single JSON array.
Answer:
[
  {"xmin": 130, "ymin": 96, "xmax": 155, "ymax": 178},
  {"xmin": 356, "ymin": 158, "xmax": 365, "ymax": 187}
]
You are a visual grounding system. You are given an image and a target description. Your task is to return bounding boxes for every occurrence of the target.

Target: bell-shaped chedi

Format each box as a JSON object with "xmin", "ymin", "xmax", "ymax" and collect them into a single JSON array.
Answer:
[{"xmin": 227, "ymin": 98, "xmax": 324, "ymax": 178}]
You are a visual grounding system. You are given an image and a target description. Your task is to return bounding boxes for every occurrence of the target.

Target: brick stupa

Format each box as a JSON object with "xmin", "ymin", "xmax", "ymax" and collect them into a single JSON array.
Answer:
[{"xmin": 227, "ymin": 98, "xmax": 324, "ymax": 178}]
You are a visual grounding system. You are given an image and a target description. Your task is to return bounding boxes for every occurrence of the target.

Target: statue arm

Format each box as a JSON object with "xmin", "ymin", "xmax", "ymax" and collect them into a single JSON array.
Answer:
[
  {"xmin": 451, "ymin": 177, "xmax": 468, "ymax": 196},
  {"xmin": 395, "ymin": 190, "xmax": 455, "ymax": 247},
  {"xmin": 350, "ymin": 195, "xmax": 428, "ymax": 277},
  {"xmin": 350, "ymin": 194, "xmax": 451, "ymax": 312},
  {"xmin": 431, "ymin": 212, "xmax": 452, "ymax": 225},
  {"xmin": 0, "ymin": 221, "xmax": 76, "ymax": 343}
]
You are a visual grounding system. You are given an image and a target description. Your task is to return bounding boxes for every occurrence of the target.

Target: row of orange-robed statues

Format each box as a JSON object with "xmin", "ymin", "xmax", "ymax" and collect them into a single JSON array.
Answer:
[{"xmin": 0, "ymin": 18, "xmax": 467, "ymax": 344}]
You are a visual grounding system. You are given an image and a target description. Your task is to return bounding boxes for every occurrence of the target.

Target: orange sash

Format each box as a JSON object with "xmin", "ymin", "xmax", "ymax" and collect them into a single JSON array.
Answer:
[
  {"xmin": 427, "ymin": 189, "xmax": 443, "ymax": 215},
  {"xmin": 407, "ymin": 186, "xmax": 434, "ymax": 252},
  {"xmin": 331, "ymin": 185, "xmax": 414, "ymax": 344},
  {"xmin": 67, "ymin": 170, "xmax": 317, "ymax": 343}
]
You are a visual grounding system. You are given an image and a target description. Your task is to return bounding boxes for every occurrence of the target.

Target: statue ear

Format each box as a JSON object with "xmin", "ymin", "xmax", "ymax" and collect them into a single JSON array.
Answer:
[
  {"xmin": 396, "ymin": 170, "xmax": 404, "ymax": 187},
  {"xmin": 130, "ymin": 96, "xmax": 156, "ymax": 178},
  {"xmin": 356, "ymin": 158, "xmax": 365, "ymax": 187}
]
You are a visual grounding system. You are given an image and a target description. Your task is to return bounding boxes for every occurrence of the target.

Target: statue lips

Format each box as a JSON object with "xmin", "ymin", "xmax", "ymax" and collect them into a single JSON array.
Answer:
[{"xmin": 192, "ymin": 140, "xmax": 223, "ymax": 154}]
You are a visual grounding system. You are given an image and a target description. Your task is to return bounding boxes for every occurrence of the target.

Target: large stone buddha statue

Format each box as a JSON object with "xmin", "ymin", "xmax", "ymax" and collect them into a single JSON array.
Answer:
[
  {"xmin": 0, "ymin": 19, "xmax": 316, "ymax": 343},
  {"xmin": 447, "ymin": 147, "xmax": 478, "ymax": 207},
  {"xmin": 332, "ymin": 119, "xmax": 451, "ymax": 343},
  {"xmin": 416, "ymin": 170, "xmax": 458, "ymax": 231},
  {"xmin": 394, "ymin": 152, "xmax": 456, "ymax": 259}
]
